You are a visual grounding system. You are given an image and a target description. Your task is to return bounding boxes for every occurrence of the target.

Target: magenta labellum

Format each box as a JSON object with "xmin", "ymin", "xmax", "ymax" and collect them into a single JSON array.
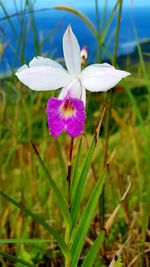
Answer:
[{"xmin": 46, "ymin": 95, "xmax": 86, "ymax": 138}]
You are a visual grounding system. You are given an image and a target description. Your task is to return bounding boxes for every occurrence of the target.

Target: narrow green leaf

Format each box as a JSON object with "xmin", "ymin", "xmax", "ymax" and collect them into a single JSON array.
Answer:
[
  {"xmin": 100, "ymin": 0, "xmax": 108, "ymax": 32},
  {"xmin": 0, "ymin": 239, "xmax": 52, "ymax": 244},
  {"xmin": 29, "ymin": 3, "xmax": 41, "ymax": 54},
  {"xmin": 54, "ymin": 6, "xmax": 97, "ymax": 37},
  {"xmin": 70, "ymin": 138, "xmax": 82, "ymax": 204},
  {"xmin": 81, "ymin": 230, "xmax": 105, "ymax": 267},
  {"xmin": 133, "ymin": 27, "xmax": 148, "ymax": 81},
  {"xmin": 0, "ymin": 191, "xmax": 69, "ymax": 257},
  {"xmin": 71, "ymin": 171, "xmax": 106, "ymax": 267},
  {"xmin": 0, "ymin": 2, "xmax": 17, "ymax": 37},
  {"xmin": 71, "ymin": 138, "xmax": 95, "ymax": 227},
  {"xmin": 133, "ymin": 26, "xmax": 150, "ymax": 129},
  {"xmin": 125, "ymin": 86, "xmax": 144, "ymax": 126},
  {"xmin": 30, "ymin": 141, "xmax": 72, "ymax": 228},
  {"xmin": 100, "ymin": 0, "xmax": 119, "ymax": 44},
  {"xmin": 143, "ymin": 52, "xmax": 150, "ymax": 57},
  {"xmin": 0, "ymin": 252, "xmax": 34, "ymax": 267}
]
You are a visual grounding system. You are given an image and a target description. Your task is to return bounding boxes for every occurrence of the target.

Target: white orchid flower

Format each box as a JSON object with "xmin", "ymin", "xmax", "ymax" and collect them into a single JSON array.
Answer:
[{"xmin": 15, "ymin": 25, "xmax": 130, "ymax": 138}]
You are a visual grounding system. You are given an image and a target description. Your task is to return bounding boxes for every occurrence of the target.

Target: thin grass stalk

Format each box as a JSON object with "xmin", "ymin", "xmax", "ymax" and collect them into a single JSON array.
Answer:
[
  {"xmin": 100, "ymin": 0, "xmax": 108, "ymax": 32},
  {"xmin": 131, "ymin": 24, "xmax": 150, "ymax": 267},
  {"xmin": 67, "ymin": 138, "xmax": 74, "ymax": 191},
  {"xmin": 100, "ymin": 0, "xmax": 123, "ymax": 228},
  {"xmin": 64, "ymin": 139, "xmax": 73, "ymax": 262},
  {"xmin": 0, "ymin": 1, "xmax": 17, "ymax": 37},
  {"xmin": 95, "ymin": 0, "xmax": 101, "ymax": 61},
  {"xmin": 64, "ymin": 138, "xmax": 74, "ymax": 267}
]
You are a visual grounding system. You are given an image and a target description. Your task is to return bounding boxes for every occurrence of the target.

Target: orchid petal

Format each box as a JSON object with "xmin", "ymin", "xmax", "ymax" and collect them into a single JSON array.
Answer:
[
  {"xmin": 58, "ymin": 86, "xmax": 68, "ymax": 99},
  {"xmin": 81, "ymin": 87, "xmax": 86, "ymax": 106},
  {"xmin": 58, "ymin": 79, "xmax": 86, "ymax": 106},
  {"xmin": 29, "ymin": 56, "xmax": 64, "ymax": 69},
  {"xmin": 63, "ymin": 25, "xmax": 81, "ymax": 76},
  {"xmin": 16, "ymin": 57, "xmax": 71, "ymax": 91},
  {"xmin": 80, "ymin": 63, "xmax": 131, "ymax": 92},
  {"xmin": 59, "ymin": 79, "xmax": 82, "ymax": 101},
  {"xmin": 46, "ymin": 96, "xmax": 86, "ymax": 138}
]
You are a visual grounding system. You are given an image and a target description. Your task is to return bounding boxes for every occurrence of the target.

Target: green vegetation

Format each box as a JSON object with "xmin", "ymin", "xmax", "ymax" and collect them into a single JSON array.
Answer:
[{"xmin": 0, "ymin": 0, "xmax": 150, "ymax": 266}]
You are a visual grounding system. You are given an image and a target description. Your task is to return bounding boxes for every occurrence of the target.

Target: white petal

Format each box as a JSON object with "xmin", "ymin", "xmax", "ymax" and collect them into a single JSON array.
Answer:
[
  {"xmin": 58, "ymin": 86, "xmax": 68, "ymax": 99},
  {"xmin": 15, "ymin": 57, "xmax": 72, "ymax": 91},
  {"xmin": 81, "ymin": 87, "xmax": 86, "ymax": 106},
  {"xmin": 58, "ymin": 79, "xmax": 86, "ymax": 105},
  {"xmin": 63, "ymin": 25, "xmax": 81, "ymax": 76},
  {"xmin": 29, "ymin": 56, "xmax": 63, "ymax": 69},
  {"xmin": 67, "ymin": 79, "xmax": 82, "ymax": 99},
  {"xmin": 80, "ymin": 63, "xmax": 131, "ymax": 92}
]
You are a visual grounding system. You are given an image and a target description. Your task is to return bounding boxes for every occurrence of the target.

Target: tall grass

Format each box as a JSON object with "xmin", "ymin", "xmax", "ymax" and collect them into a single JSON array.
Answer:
[{"xmin": 0, "ymin": 0, "xmax": 150, "ymax": 266}]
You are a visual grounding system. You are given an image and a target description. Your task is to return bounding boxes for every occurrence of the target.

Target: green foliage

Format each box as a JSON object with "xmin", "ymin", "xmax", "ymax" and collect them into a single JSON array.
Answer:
[
  {"xmin": 115, "ymin": 256, "xmax": 123, "ymax": 267},
  {"xmin": 0, "ymin": 0, "xmax": 150, "ymax": 266}
]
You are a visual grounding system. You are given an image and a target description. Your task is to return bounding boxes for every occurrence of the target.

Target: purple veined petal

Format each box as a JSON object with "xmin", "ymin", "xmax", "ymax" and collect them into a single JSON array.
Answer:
[
  {"xmin": 63, "ymin": 25, "xmax": 81, "ymax": 76},
  {"xmin": 65, "ymin": 97, "xmax": 86, "ymax": 137},
  {"xmin": 16, "ymin": 56, "xmax": 72, "ymax": 91},
  {"xmin": 46, "ymin": 96, "xmax": 86, "ymax": 138},
  {"xmin": 80, "ymin": 63, "xmax": 131, "ymax": 92},
  {"xmin": 46, "ymin": 98, "xmax": 65, "ymax": 138}
]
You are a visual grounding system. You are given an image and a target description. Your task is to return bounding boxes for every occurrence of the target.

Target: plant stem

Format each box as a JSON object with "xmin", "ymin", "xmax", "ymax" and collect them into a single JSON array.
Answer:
[
  {"xmin": 67, "ymin": 137, "xmax": 74, "ymax": 208},
  {"xmin": 65, "ymin": 256, "xmax": 71, "ymax": 267},
  {"xmin": 100, "ymin": 0, "xmax": 123, "ymax": 228},
  {"xmin": 64, "ymin": 137, "xmax": 74, "ymax": 267}
]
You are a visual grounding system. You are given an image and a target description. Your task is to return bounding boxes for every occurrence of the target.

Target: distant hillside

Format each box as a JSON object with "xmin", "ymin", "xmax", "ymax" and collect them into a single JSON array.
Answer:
[{"xmin": 117, "ymin": 38, "xmax": 150, "ymax": 66}]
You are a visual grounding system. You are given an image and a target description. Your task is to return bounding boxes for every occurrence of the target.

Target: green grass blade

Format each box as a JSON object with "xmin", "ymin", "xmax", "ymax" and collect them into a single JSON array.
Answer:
[
  {"xmin": 133, "ymin": 27, "xmax": 148, "ymax": 80},
  {"xmin": 0, "ymin": 252, "xmax": 34, "ymax": 267},
  {"xmin": 71, "ymin": 107, "xmax": 106, "ymax": 228},
  {"xmin": 29, "ymin": 2, "xmax": 41, "ymax": 54},
  {"xmin": 81, "ymin": 230, "xmax": 105, "ymax": 267},
  {"xmin": 71, "ymin": 138, "xmax": 95, "ymax": 228},
  {"xmin": 71, "ymin": 171, "xmax": 106, "ymax": 267},
  {"xmin": 95, "ymin": 0, "xmax": 100, "ymax": 31},
  {"xmin": 0, "ymin": 191, "xmax": 69, "ymax": 257},
  {"xmin": 100, "ymin": 0, "xmax": 108, "ymax": 31},
  {"xmin": 30, "ymin": 141, "xmax": 72, "ymax": 228},
  {"xmin": 0, "ymin": 239, "xmax": 52, "ymax": 244},
  {"xmin": 70, "ymin": 138, "xmax": 82, "ymax": 204},
  {"xmin": 125, "ymin": 86, "xmax": 144, "ymax": 126},
  {"xmin": 54, "ymin": 6, "xmax": 97, "ymax": 37},
  {"xmin": 112, "ymin": 0, "xmax": 122, "ymax": 65},
  {"xmin": 100, "ymin": 0, "xmax": 119, "ymax": 44},
  {"xmin": 133, "ymin": 25, "xmax": 150, "ymax": 127},
  {"xmin": 0, "ymin": 2, "xmax": 17, "ymax": 37}
]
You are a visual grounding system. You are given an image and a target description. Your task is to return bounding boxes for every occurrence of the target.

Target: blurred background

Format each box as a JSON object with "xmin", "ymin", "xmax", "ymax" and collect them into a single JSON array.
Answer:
[
  {"xmin": 0, "ymin": 0, "xmax": 150, "ymax": 74},
  {"xmin": 0, "ymin": 0, "xmax": 150, "ymax": 266}
]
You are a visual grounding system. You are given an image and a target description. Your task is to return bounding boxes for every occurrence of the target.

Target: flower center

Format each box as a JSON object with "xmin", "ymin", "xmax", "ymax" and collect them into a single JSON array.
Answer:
[{"xmin": 61, "ymin": 98, "xmax": 75, "ymax": 118}]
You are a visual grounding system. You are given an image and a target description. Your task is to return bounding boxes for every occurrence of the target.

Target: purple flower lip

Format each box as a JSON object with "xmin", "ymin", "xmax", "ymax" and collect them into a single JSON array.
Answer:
[
  {"xmin": 46, "ymin": 95, "xmax": 86, "ymax": 139},
  {"xmin": 60, "ymin": 98, "xmax": 75, "ymax": 118}
]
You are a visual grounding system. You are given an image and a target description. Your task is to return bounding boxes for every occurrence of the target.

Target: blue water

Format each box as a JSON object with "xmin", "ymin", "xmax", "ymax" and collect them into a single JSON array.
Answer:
[{"xmin": 0, "ymin": 6, "xmax": 150, "ymax": 74}]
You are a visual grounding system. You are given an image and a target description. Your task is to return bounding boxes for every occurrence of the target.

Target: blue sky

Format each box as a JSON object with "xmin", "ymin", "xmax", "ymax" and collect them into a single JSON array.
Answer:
[{"xmin": 2, "ymin": 0, "xmax": 150, "ymax": 11}]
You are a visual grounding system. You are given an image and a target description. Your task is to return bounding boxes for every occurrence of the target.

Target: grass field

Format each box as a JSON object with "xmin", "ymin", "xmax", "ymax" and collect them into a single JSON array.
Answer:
[{"xmin": 0, "ymin": 1, "xmax": 150, "ymax": 266}]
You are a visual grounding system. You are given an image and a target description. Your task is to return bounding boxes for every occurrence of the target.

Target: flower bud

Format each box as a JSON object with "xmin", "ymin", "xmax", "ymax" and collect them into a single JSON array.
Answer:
[{"xmin": 81, "ymin": 46, "xmax": 88, "ymax": 64}]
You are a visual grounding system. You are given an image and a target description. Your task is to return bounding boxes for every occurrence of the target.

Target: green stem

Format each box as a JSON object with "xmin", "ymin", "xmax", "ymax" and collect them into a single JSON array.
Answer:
[
  {"xmin": 100, "ymin": 0, "xmax": 123, "ymax": 228},
  {"xmin": 67, "ymin": 138, "xmax": 74, "ymax": 209},
  {"xmin": 64, "ymin": 138, "xmax": 74, "ymax": 267},
  {"xmin": 65, "ymin": 255, "xmax": 71, "ymax": 267}
]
